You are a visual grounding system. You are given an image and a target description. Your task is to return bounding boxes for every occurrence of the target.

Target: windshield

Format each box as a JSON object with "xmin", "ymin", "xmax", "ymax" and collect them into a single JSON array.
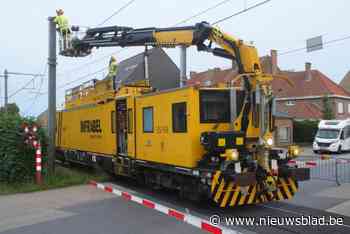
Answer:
[{"xmin": 316, "ymin": 129, "xmax": 340, "ymax": 139}]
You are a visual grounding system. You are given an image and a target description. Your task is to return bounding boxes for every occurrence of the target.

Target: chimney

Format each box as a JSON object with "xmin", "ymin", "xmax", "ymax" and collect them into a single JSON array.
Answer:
[
  {"xmin": 271, "ymin": 49, "xmax": 278, "ymax": 75},
  {"xmin": 190, "ymin": 71, "xmax": 197, "ymax": 79},
  {"xmin": 305, "ymin": 62, "xmax": 312, "ymax": 81}
]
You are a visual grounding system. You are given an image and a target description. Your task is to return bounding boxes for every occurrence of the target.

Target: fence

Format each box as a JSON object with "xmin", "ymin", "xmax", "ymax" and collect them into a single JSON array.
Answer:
[{"xmin": 289, "ymin": 155, "xmax": 350, "ymax": 185}]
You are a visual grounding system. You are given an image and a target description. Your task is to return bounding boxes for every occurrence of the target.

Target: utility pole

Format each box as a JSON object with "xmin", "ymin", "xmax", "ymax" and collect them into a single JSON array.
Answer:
[
  {"xmin": 4, "ymin": 69, "xmax": 8, "ymax": 110},
  {"xmin": 47, "ymin": 17, "xmax": 57, "ymax": 174},
  {"xmin": 179, "ymin": 45, "xmax": 187, "ymax": 88},
  {"xmin": 1, "ymin": 70, "xmax": 40, "ymax": 111}
]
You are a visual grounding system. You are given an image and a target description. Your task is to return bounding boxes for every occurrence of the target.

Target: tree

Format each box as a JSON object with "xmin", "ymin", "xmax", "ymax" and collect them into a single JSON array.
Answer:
[
  {"xmin": 322, "ymin": 95, "xmax": 334, "ymax": 120},
  {"xmin": 0, "ymin": 103, "xmax": 20, "ymax": 115}
]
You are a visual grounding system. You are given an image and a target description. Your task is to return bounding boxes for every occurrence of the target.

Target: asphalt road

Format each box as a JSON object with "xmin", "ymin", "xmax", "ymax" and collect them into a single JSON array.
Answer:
[{"xmin": 0, "ymin": 186, "xmax": 204, "ymax": 234}]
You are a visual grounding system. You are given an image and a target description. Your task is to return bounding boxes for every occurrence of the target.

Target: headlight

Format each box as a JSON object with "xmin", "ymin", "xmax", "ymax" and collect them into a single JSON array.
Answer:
[
  {"xmin": 293, "ymin": 148, "xmax": 299, "ymax": 156},
  {"xmin": 266, "ymin": 138, "xmax": 274, "ymax": 146},
  {"xmin": 288, "ymin": 145, "xmax": 300, "ymax": 157}
]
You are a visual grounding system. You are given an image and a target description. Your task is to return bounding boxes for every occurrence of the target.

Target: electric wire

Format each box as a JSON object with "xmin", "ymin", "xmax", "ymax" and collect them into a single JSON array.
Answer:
[
  {"xmin": 280, "ymin": 34, "xmax": 350, "ymax": 56},
  {"xmin": 212, "ymin": 0, "xmax": 272, "ymax": 25},
  {"xmin": 97, "ymin": 0, "xmax": 136, "ymax": 26},
  {"xmin": 173, "ymin": 0, "xmax": 232, "ymax": 26},
  {"xmin": 57, "ymin": 49, "xmax": 123, "ymax": 77},
  {"xmin": 22, "ymin": 64, "xmax": 48, "ymax": 116}
]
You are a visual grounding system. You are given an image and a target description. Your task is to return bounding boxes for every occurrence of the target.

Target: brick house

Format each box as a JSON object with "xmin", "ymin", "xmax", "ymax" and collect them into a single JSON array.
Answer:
[
  {"xmin": 339, "ymin": 71, "xmax": 350, "ymax": 93},
  {"xmin": 190, "ymin": 51, "xmax": 350, "ymax": 121},
  {"xmin": 268, "ymin": 54, "xmax": 350, "ymax": 120}
]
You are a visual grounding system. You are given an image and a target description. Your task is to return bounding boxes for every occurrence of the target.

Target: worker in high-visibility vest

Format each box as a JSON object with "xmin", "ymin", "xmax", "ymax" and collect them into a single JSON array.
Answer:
[
  {"xmin": 108, "ymin": 56, "xmax": 118, "ymax": 79},
  {"xmin": 54, "ymin": 9, "xmax": 71, "ymax": 50}
]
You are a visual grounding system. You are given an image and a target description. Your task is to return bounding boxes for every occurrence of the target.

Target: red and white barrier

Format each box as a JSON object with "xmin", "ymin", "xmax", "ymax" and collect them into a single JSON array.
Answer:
[
  {"xmin": 89, "ymin": 181, "xmax": 236, "ymax": 234},
  {"xmin": 288, "ymin": 159, "xmax": 317, "ymax": 168},
  {"xmin": 288, "ymin": 157, "xmax": 350, "ymax": 168},
  {"xmin": 35, "ymin": 142, "xmax": 42, "ymax": 185}
]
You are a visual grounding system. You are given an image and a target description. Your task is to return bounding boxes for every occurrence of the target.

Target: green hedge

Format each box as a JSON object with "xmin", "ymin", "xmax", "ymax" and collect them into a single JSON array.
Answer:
[
  {"xmin": 293, "ymin": 120, "xmax": 319, "ymax": 143},
  {"xmin": 0, "ymin": 111, "xmax": 47, "ymax": 184}
]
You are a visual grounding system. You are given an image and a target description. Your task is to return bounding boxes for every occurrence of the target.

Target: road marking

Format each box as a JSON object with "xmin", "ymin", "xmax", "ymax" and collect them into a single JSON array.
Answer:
[{"xmin": 89, "ymin": 181, "xmax": 238, "ymax": 234}]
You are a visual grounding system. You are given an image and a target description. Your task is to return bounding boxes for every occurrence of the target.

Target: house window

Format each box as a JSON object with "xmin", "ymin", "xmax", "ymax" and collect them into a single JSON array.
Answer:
[
  {"xmin": 338, "ymin": 102, "xmax": 344, "ymax": 114},
  {"xmin": 285, "ymin": 101, "xmax": 295, "ymax": 106},
  {"xmin": 172, "ymin": 102, "xmax": 187, "ymax": 133},
  {"xmin": 143, "ymin": 107, "xmax": 153, "ymax": 133},
  {"xmin": 278, "ymin": 127, "xmax": 290, "ymax": 143},
  {"xmin": 111, "ymin": 111, "xmax": 116, "ymax": 133},
  {"xmin": 127, "ymin": 109, "xmax": 133, "ymax": 133}
]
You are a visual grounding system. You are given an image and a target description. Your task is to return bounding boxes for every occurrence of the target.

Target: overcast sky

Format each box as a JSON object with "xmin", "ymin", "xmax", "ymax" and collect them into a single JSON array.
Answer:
[{"xmin": 1, "ymin": 0, "xmax": 350, "ymax": 116}]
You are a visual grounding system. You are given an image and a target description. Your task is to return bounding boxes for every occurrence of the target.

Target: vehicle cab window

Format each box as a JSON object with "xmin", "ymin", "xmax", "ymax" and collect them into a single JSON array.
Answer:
[{"xmin": 199, "ymin": 90, "xmax": 230, "ymax": 123}]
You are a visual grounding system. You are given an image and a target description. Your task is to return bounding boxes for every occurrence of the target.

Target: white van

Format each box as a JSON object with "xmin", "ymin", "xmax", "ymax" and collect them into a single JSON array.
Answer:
[{"xmin": 313, "ymin": 119, "xmax": 350, "ymax": 153}]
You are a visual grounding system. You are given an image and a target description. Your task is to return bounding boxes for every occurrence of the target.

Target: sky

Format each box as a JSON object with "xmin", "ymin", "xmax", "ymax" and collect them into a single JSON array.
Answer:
[{"xmin": 1, "ymin": 0, "xmax": 350, "ymax": 116}]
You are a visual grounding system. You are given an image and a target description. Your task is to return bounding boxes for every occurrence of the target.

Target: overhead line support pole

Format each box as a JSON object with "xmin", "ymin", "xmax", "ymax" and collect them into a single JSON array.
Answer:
[
  {"xmin": 4, "ymin": 69, "xmax": 8, "ymax": 111},
  {"xmin": 48, "ymin": 17, "xmax": 57, "ymax": 174},
  {"xmin": 180, "ymin": 45, "xmax": 187, "ymax": 88}
]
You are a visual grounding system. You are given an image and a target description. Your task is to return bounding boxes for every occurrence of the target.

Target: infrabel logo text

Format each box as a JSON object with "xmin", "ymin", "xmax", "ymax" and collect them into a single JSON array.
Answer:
[{"xmin": 80, "ymin": 120, "xmax": 102, "ymax": 133}]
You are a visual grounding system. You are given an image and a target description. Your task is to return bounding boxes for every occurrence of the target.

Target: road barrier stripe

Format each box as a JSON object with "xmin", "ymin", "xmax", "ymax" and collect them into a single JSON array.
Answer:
[
  {"xmin": 89, "ymin": 181, "xmax": 237, "ymax": 234},
  {"xmin": 202, "ymin": 222, "xmax": 223, "ymax": 234},
  {"xmin": 306, "ymin": 161, "xmax": 317, "ymax": 167},
  {"xmin": 288, "ymin": 160, "xmax": 318, "ymax": 168},
  {"xmin": 104, "ymin": 186, "xmax": 113, "ymax": 193},
  {"xmin": 122, "ymin": 191, "xmax": 132, "ymax": 200},
  {"xmin": 168, "ymin": 209, "xmax": 185, "ymax": 221},
  {"xmin": 142, "ymin": 199, "xmax": 155, "ymax": 209}
]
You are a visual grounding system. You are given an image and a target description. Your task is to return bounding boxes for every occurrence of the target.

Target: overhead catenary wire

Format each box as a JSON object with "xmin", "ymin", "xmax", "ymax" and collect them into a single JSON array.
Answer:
[
  {"xmin": 279, "ymin": 34, "xmax": 350, "ymax": 56},
  {"xmin": 57, "ymin": 49, "xmax": 124, "ymax": 77},
  {"xmin": 6, "ymin": 71, "xmax": 46, "ymax": 99},
  {"xmin": 8, "ymin": 78, "xmax": 36, "ymax": 98},
  {"xmin": 22, "ymin": 64, "xmax": 48, "ymax": 116},
  {"xmin": 97, "ymin": 0, "xmax": 136, "ymax": 26},
  {"xmin": 173, "ymin": 0, "xmax": 232, "ymax": 26},
  {"xmin": 57, "ymin": 66, "xmax": 107, "ymax": 91},
  {"xmin": 212, "ymin": 0, "xmax": 272, "ymax": 25}
]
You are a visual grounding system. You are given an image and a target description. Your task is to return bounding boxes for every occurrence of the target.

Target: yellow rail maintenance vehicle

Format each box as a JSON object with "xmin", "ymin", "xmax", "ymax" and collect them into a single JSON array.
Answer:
[{"xmin": 56, "ymin": 22, "xmax": 309, "ymax": 207}]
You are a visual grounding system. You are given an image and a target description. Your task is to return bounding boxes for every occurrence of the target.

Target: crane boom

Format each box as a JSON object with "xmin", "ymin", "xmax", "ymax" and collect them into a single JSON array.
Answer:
[{"xmin": 66, "ymin": 22, "xmax": 261, "ymax": 75}]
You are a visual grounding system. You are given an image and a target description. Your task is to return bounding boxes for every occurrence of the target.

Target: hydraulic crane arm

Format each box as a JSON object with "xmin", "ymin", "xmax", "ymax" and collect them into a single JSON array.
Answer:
[
  {"xmin": 67, "ymin": 22, "xmax": 262, "ymax": 75},
  {"xmin": 63, "ymin": 22, "xmax": 274, "ymax": 142}
]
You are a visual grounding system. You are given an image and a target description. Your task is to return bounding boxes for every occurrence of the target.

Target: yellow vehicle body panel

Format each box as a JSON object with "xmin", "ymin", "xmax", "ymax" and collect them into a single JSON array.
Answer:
[
  {"xmin": 57, "ymin": 101, "xmax": 116, "ymax": 156},
  {"xmin": 135, "ymin": 87, "xmax": 230, "ymax": 168},
  {"xmin": 58, "ymin": 86, "xmax": 231, "ymax": 168}
]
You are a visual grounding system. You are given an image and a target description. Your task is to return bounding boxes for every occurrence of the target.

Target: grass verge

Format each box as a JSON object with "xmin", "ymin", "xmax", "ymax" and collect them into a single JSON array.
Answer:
[{"xmin": 0, "ymin": 165, "xmax": 109, "ymax": 195}]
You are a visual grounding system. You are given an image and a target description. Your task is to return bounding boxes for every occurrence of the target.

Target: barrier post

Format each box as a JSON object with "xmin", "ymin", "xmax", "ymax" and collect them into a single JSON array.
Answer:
[
  {"xmin": 35, "ymin": 142, "xmax": 42, "ymax": 185},
  {"xmin": 335, "ymin": 158, "xmax": 340, "ymax": 186}
]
